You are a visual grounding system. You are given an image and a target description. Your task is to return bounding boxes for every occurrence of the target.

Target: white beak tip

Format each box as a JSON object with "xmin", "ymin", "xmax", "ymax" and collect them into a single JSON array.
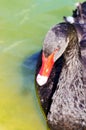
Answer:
[{"xmin": 36, "ymin": 74, "xmax": 48, "ymax": 86}]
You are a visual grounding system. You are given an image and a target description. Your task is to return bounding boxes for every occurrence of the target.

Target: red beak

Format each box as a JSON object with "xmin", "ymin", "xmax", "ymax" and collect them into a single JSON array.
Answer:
[{"xmin": 36, "ymin": 49, "xmax": 58, "ymax": 86}]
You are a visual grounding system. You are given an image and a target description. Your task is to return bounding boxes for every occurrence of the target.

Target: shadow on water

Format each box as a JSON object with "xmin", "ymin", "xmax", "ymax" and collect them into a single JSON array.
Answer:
[{"xmin": 21, "ymin": 51, "xmax": 41, "ymax": 95}]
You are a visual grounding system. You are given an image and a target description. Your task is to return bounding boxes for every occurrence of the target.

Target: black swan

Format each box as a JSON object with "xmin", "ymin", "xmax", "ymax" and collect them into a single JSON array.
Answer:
[
  {"xmin": 35, "ymin": 1, "xmax": 86, "ymax": 130},
  {"xmin": 64, "ymin": 1, "xmax": 86, "ymax": 76},
  {"xmin": 35, "ymin": 22, "xmax": 86, "ymax": 130},
  {"xmin": 64, "ymin": 1, "xmax": 86, "ymax": 48}
]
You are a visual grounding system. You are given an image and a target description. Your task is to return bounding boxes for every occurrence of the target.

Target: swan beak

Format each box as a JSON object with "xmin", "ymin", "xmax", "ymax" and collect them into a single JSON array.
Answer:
[{"xmin": 36, "ymin": 50, "xmax": 57, "ymax": 86}]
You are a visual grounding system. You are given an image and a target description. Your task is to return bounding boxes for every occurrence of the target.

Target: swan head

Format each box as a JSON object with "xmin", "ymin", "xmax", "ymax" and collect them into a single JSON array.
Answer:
[{"xmin": 36, "ymin": 23, "xmax": 77, "ymax": 86}]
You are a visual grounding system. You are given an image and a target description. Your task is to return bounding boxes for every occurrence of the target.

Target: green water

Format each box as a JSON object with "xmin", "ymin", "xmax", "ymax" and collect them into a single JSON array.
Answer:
[{"xmin": 0, "ymin": 0, "xmax": 84, "ymax": 130}]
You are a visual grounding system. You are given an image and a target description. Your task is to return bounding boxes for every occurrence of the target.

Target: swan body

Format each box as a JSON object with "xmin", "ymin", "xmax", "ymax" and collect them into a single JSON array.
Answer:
[
  {"xmin": 47, "ymin": 23, "xmax": 86, "ymax": 130},
  {"xmin": 64, "ymin": 1, "xmax": 86, "ymax": 45}
]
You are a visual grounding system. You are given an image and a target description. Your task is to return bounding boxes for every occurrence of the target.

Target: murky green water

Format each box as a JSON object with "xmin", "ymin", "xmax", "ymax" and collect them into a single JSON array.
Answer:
[{"xmin": 0, "ymin": 0, "xmax": 83, "ymax": 130}]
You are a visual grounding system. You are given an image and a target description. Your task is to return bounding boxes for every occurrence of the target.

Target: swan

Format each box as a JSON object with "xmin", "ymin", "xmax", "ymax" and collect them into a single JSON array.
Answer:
[
  {"xmin": 35, "ymin": 22, "xmax": 86, "ymax": 130},
  {"xmin": 64, "ymin": 1, "xmax": 86, "ymax": 46},
  {"xmin": 64, "ymin": 1, "xmax": 86, "ymax": 82}
]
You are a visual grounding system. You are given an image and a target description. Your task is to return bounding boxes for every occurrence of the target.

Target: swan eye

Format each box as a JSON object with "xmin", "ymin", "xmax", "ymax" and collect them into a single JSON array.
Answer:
[{"xmin": 56, "ymin": 46, "xmax": 60, "ymax": 50}]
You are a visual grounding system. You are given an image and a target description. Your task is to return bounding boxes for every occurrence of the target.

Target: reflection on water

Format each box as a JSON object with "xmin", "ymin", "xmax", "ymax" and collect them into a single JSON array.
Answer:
[{"xmin": 0, "ymin": 0, "xmax": 83, "ymax": 130}]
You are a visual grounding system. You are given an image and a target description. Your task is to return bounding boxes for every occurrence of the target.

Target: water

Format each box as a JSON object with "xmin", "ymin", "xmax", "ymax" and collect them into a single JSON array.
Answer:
[{"xmin": 0, "ymin": 0, "xmax": 83, "ymax": 130}]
